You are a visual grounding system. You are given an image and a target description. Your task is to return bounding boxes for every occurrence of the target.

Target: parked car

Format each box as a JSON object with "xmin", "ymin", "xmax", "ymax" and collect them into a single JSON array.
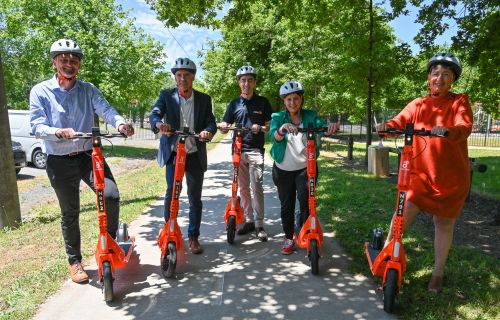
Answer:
[
  {"xmin": 8, "ymin": 109, "xmax": 47, "ymax": 169},
  {"xmin": 12, "ymin": 140, "xmax": 27, "ymax": 175}
]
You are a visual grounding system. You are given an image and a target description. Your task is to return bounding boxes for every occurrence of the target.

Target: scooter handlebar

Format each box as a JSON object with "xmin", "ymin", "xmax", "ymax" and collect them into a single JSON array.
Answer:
[
  {"xmin": 73, "ymin": 132, "xmax": 127, "ymax": 139},
  {"xmin": 282, "ymin": 126, "xmax": 332, "ymax": 136},
  {"xmin": 378, "ymin": 128, "xmax": 448, "ymax": 138}
]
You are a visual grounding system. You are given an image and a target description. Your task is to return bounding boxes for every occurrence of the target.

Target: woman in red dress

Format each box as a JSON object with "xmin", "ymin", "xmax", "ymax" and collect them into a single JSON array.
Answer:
[{"xmin": 377, "ymin": 53, "xmax": 473, "ymax": 293}]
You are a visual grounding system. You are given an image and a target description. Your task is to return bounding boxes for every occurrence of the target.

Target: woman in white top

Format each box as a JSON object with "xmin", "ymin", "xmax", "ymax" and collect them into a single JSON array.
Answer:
[{"xmin": 269, "ymin": 80, "xmax": 338, "ymax": 254}]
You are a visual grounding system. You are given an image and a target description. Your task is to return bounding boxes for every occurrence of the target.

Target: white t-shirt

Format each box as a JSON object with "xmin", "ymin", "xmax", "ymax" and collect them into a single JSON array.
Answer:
[{"xmin": 275, "ymin": 124, "xmax": 307, "ymax": 171}]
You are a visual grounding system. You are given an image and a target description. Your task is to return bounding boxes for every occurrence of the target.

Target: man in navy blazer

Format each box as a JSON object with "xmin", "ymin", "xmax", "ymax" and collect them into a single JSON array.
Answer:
[{"xmin": 150, "ymin": 58, "xmax": 216, "ymax": 254}]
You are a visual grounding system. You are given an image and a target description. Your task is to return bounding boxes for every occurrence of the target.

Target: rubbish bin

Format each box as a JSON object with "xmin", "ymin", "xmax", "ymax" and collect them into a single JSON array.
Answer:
[{"xmin": 368, "ymin": 145, "xmax": 389, "ymax": 177}]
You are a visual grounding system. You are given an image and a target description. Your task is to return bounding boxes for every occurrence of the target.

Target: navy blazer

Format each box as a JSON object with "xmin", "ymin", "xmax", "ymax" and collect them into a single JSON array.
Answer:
[{"xmin": 149, "ymin": 88, "xmax": 217, "ymax": 172}]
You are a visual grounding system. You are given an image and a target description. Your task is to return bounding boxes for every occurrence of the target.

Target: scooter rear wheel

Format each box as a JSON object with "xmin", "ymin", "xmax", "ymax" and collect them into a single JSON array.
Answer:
[
  {"xmin": 383, "ymin": 269, "xmax": 398, "ymax": 313},
  {"xmin": 227, "ymin": 216, "xmax": 236, "ymax": 244},
  {"xmin": 310, "ymin": 239, "xmax": 319, "ymax": 275},
  {"xmin": 162, "ymin": 242, "xmax": 177, "ymax": 278},
  {"xmin": 102, "ymin": 261, "xmax": 114, "ymax": 302}
]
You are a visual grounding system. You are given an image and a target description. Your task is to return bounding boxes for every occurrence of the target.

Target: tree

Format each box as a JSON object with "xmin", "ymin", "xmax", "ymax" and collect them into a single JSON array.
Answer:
[
  {"xmin": 387, "ymin": 0, "xmax": 499, "ymax": 115},
  {"xmin": 0, "ymin": 0, "xmax": 169, "ymax": 113},
  {"xmin": 0, "ymin": 52, "xmax": 21, "ymax": 229}
]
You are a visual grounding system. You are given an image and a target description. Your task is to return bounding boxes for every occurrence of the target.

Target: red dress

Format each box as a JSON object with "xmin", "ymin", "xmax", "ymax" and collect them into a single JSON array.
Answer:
[{"xmin": 387, "ymin": 93, "xmax": 473, "ymax": 219}]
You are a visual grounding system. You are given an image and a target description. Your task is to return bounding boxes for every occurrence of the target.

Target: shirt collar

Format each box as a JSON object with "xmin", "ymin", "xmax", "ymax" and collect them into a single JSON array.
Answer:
[
  {"xmin": 48, "ymin": 74, "xmax": 81, "ymax": 92},
  {"xmin": 179, "ymin": 90, "xmax": 194, "ymax": 103}
]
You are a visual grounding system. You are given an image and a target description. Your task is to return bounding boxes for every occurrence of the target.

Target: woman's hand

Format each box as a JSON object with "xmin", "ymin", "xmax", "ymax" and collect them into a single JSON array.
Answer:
[
  {"xmin": 431, "ymin": 126, "xmax": 449, "ymax": 137},
  {"xmin": 280, "ymin": 123, "xmax": 298, "ymax": 135},
  {"xmin": 375, "ymin": 122, "xmax": 387, "ymax": 132},
  {"xmin": 326, "ymin": 121, "xmax": 340, "ymax": 136}
]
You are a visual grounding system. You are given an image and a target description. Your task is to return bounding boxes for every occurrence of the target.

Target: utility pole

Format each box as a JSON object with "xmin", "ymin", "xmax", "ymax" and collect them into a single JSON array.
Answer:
[{"xmin": 0, "ymin": 53, "xmax": 22, "ymax": 229}]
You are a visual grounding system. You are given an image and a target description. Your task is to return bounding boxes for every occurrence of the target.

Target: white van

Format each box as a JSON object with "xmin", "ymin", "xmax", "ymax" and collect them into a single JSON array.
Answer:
[{"xmin": 8, "ymin": 109, "xmax": 47, "ymax": 169}]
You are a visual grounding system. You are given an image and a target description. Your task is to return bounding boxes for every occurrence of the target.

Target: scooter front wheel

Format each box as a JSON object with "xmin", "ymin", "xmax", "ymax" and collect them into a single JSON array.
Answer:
[
  {"xmin": 383, "ymin": 269, "xmax": 398, "ymax": 313},
  {"xmin": 309, "ymin": 239, "xmax": 319, "ymax": 275},
  {"xmin": 102, "ymin": 261, "xmax": 114, "ymax": 302},
  {"xmin": 162, "ymin": 242, "xmax": 177, "ymax": 278},
  {"xmin": 227, "ymin": 216, "xmax": 236, "ymax": 244}
]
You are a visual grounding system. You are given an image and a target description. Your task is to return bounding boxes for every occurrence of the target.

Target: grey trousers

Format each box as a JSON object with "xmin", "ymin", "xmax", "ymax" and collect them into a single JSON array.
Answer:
[{"xmin": 238, "ymin": 150, "xmax": 265, "ymax": 227}]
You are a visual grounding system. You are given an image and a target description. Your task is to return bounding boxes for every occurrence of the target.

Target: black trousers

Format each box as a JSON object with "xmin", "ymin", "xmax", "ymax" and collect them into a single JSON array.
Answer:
[
  {"xmin": 164, "ymin": 152, "xmax": 204, "ymax": 239},
  {"xmin": 46, "ymin": 153, "xmax": 120, "ymax": 265},
  {"xmin": 272, "ymin": 163, "xmax": 310, "ymax": 240}
]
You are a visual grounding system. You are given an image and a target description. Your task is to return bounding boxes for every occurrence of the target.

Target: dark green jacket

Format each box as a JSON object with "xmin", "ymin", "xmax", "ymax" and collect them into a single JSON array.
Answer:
[{"xmin": 269, "ymin": 109, "xmax": 326, "ymax": 163}]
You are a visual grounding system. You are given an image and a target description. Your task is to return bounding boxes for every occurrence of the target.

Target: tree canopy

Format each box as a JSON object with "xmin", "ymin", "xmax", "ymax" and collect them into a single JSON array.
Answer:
[
  {"xmin": 147, "ymin": 0, "xmax": 498, "ymax": 117},
  {"xmin": 0, "ymin": 0, "xmax": 170, "ymax": 113}
]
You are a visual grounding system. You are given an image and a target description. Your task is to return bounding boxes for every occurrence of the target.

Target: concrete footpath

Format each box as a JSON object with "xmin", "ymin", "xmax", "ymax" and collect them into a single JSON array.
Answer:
[{"xmin": 34, "ymin": 136, "xmax": 393, "ymax": 320}]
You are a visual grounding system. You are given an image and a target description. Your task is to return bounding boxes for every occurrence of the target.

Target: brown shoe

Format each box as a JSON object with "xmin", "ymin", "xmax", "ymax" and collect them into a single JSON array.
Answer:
[
  {"xmin": 70, "ymin": 263, "xmax": 89, "ymax": 283},
  {"xmin": 428, "ymin": 275, "xmax": 444, "ymax": 293},
  {"xmin": 189, "ymin": 237, "xmax": 203, "ymax": 254}
]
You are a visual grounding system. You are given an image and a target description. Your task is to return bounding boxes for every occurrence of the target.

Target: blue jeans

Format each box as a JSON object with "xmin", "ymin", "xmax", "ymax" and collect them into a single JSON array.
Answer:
[{"xmin": 164, "ymin": 152, "xmax": 204, "ymax": 239}]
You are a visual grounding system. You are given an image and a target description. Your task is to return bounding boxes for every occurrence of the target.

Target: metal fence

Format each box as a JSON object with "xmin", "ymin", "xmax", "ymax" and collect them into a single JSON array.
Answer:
[
  {"xmin": 335, "ymin": 120, "xmax": 500, "ymax": 148},
  {"xmin": 103, "ymin": 117, "xmax": 500, "ymax": 148}
]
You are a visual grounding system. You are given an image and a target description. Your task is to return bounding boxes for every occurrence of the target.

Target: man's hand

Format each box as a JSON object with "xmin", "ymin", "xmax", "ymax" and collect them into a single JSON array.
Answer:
[
  {"xmin": 118, "ymin": 123, "xmax": 135, "ymax": 137},
  {"xmin": 199, "ymin": 130, "xmax": 213, "ymax": 142},
  {"xmin": 55, "ymin": 128, "xmax": 77, "ymax": 139},
  {"xmin": 217, "ymin": 121, "xmax": 230, "ymax": 134},
  {"xmin": 156, "ymin": 122, "xmax": 173, "ymax": 136},
  {"xmin": 251, "ymin": 124, "xmax": 261, "ymax": 134}
]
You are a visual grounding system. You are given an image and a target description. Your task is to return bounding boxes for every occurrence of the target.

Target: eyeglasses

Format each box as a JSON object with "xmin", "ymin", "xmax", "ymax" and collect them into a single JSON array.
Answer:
[{"xmin": 239, "ymin": 78, "xmax": 255, "ymax": 84}]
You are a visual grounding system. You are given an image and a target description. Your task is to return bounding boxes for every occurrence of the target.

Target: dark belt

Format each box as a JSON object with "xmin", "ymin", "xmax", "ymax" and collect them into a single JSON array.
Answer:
[{"xmin": 52, "ymin": 151, "xmax": 88, "ymax": 158}]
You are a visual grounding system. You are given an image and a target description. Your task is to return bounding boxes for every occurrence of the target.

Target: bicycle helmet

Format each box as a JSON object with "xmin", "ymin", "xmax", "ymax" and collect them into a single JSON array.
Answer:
[
  {"xmin": 236, "ymin": 65, "xmax": 257, "ymax": 80},
  {"xmin": 50, "ymin": 39, "xmax": 84, "ymax": 59},
  {"xmin": 427, "ymin": 52, "xmax": 462, "ymax": 81},
  {"xmin": 171, "ymin": 57, "xmax": 197, "ymax": 75},
  {"xmin": 279, "ymin": 80, "xmax": 304, "ymax": 99}
]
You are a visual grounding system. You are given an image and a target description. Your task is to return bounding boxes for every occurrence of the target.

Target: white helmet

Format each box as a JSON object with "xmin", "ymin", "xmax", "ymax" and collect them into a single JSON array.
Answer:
[
  {"xmin": 236, "ymin": 65, "xmax": 257, "ymax": 80},
  {"xmin": 279, "ymin": 80, "xmax": 304, "ymax": 99},
  {"xmin": 427, "ymin": 52, "xmax": 462, "ymax": 81},
  {"xmin": 50, "ymin": 39, "xmax": 83, "ymax": 59},
  {"xmin": 171, "ymin": 57, "xmax": 196, "ymax": 75}
]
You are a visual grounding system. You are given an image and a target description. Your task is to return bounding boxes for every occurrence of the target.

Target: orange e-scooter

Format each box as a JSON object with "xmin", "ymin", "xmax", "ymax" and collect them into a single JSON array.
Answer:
[
  {"xmin": 157, "ymin": 127, "xmax": 202, "ymax": 278},
  {"xmin": 74, "ymin": 127, "xmax": 135, "ymax": 302},
  {"xmin": 218, "ymin": 123, "xmax": 250, "ymax": 244},
  {"xmin": 284, "ymin": 123, "xmax": 329, "ymax": 275},
  {"xmin": 364, "ymin": 123, "xmax": 447, "ymax": 313}
]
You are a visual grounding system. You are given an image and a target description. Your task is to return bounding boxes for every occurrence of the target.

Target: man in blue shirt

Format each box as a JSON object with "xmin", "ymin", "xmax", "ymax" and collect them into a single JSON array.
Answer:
[
  {"xmin": 218, "ymin": 66, "xmax": 273, "ymax": 241},
  {"xmin": 30, "ymin": 39, "xmax": 134, "ymax": 283}
]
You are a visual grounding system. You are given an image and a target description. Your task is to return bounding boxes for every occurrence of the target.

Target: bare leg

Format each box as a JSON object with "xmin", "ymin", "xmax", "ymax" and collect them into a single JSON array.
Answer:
[
  {"xmin": 386, "ymin": 200, "xmax": 420, "ymax": 243},
  {"xmin": 432, "ymin": 215, "xmax": 456, "ymax": 277}
]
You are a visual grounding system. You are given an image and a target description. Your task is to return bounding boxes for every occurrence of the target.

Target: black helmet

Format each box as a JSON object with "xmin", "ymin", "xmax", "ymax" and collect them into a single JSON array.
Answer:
[{"xmin": 427, "ymin": 52, "xmax": 462, "ymax": 81}]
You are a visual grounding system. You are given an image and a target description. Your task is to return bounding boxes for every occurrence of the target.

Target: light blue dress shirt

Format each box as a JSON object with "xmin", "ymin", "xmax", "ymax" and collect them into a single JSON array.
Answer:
[{"xmin": 29, "ymin": 75, "xmax": 126, "ymax": 155}]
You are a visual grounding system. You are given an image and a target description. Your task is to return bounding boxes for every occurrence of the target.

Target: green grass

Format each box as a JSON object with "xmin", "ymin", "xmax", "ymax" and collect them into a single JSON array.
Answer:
[
  {"xmin": 316, "ymin": 143, "xmax": 500, "ymax": 319},
  {"xmin": 0, "ymin": 132, "xmax": 226, "ymax": 320}
]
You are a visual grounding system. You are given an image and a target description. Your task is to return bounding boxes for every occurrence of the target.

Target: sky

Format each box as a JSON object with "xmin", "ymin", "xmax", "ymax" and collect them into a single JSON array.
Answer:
[{"xmin": 115, "ymin": 0, "xmax": 457, "ymax": 79}]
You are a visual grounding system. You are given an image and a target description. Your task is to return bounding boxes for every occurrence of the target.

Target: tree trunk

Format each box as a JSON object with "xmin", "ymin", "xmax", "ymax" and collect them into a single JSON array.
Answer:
[
  {"xmin": 0, "ymin": 53, "xmax": 22, "ymax": 229},
  {"xmin": 365, "ymin": 0, "xmax": 374, "ymax": 165}
]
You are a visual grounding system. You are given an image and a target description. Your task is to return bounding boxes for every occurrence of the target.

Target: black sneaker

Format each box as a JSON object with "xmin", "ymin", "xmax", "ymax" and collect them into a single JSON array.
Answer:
[
  {"xmin": 237, "ymin": 222, "xmax": 255, "ymax": 235},
  {"xmin": 256, "ymin": 227, "xmax": 268, "ymax": 242}
]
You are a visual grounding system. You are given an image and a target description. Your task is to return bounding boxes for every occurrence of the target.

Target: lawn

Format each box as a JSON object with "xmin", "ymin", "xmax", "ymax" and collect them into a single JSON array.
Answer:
[
  {"xmin": 316, "ymin": 142, "xmax": 499, "ymax": 319},
  {"xmin": 0, "ymin": 132, "xmax": 225, "ymax": 320}
]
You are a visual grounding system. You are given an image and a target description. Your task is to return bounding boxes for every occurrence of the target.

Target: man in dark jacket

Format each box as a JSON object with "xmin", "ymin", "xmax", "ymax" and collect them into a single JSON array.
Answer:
[{"xmin": 149, "ymin": 57, "xmax": 216, "ymax": 254}]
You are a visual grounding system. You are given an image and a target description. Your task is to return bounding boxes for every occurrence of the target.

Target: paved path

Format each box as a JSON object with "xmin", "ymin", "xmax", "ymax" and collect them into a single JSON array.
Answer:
[{"xmin": 34, "ymin": 136, "xmax": 393, "ymax": 320}]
